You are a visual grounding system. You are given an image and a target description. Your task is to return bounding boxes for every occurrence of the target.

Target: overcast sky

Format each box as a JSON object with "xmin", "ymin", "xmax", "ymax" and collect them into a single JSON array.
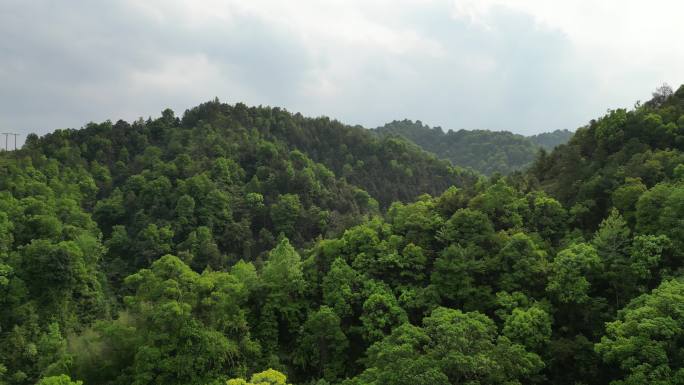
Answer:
[{"xmin": 1, "ymin": 0, "xmax": 683, "ymax": 146}]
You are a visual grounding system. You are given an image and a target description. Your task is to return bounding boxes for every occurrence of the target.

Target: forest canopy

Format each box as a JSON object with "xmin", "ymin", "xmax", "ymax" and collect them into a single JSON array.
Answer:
[
  {"xmin": 1, "ymin": 84, "xmax": 684, "ymax": 385},
  {"xmin": 375, "ymin": 120, "xmax": 572, "ymax": 175}
]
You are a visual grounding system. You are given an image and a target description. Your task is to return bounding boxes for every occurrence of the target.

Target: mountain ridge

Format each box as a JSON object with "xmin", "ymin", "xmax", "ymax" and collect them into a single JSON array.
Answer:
[{"xmin": 374, "ymin": 119, "xmax": 573, "ymax": 175}]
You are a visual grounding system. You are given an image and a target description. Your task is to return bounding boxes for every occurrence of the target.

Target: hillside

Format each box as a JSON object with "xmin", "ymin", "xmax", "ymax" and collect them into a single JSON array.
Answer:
[
  {"xmin": 528, "ymin": 129, "xmax": 574, "ymax": 150},
  {"xmin": 375, "ymin": 120, "xmax": 572, "ymax": 175},
  {"xmin": 180, "ymin": 102, "xmax": 478, "ymax": 207},
  {"xmin": 10, "ymin": 102, "xmax": 478, "ymax": 267},
  {"xmin": 2, "ymin": 88, "xmax": 684, "ymax": 385},
  {"xmin": 0, "ymin": 102, "xmax": 478, "ymax": 385},
  {"xmin": 528, "ymin": 84, "xmax": 684, "ymax": 230}
]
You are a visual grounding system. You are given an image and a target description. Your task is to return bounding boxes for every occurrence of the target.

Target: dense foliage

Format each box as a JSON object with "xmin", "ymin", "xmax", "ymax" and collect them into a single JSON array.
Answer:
[
  {"xmin": 529, "ymin": 84, "xmax": 684, "ymax": 231},
  {"xmin": 181, "ymin": 102, "xmax": 476, "ymax": 208},
  {"xmin": 375, "ymin": 120, "xmax": 572, "ymax": 175},
  {"xmin": 2, "ymin": 85, "xmax": 684, "ymax": 385},
  {"xmin": 528, "ymin": 129, "xmax": 574, "ymax": 150}
]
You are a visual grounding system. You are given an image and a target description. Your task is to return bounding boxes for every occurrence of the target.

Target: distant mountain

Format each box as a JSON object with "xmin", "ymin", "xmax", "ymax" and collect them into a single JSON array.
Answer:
[
  {"xmin": 374, "ymin": 120, "xmax": 573, "ymax": 175},
  {"xmin": 528, "ymin": 129, "xmax": 574, "ymax": 150}
]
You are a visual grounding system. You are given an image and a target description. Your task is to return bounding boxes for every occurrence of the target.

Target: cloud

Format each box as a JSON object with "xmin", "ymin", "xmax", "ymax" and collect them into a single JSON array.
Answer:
[
  {"xmin": 451, "ymin": 0, "xmax": 684, "ymax": 101},
  {"xmin": 0, "ymin": 0, "xmax": 682, "ymax": 147}
]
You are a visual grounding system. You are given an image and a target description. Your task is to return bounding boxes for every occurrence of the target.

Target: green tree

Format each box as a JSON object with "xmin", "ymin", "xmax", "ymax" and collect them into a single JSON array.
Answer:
[
  {"xmin": 179, "ymin": 226, "xmax": 223, "ymax": 270},
  {"xmin": 611, "ymin": 178, "xmax": 647, "ymax": 225},
  {"xmin": 35, "ymin": 375, "xmax": 82, "ymax": 385},
  {"xmin": 468, "ymin": 180, "xmax": 522, "ymax": 230},
  {"xmin": 596, "ymin": 278, "xmax": 684, "ymax": 384},
  {"xmin": 352, "ymin": 307, "xmax": 543, "ymax": 385},
  {"xmin": 502, "ymin": 306, "xmax": 552, "ymax": 352},
  {"xmin": 322, "ymin": 258, "xmax": 363, "ymax": 320},
  {"xmin": 438, "ymin": 208, "xmax": 498, "ymax": 253},
  {"xmin": 360, "ymin": 286, "xmax": 408, "ymax": 343},
  {"xmin": 526, "ymin": 192, "xmax": 567, "ymax": 244},
  {"xmin": 387, "ymin": 198, "xmax": 443, "ymax": 249},
  {"xmin": 258, "ymin": 239, "xmax": 308, "ymax": 360},
  {"xmin": 592, "ymin": 209, "xmax": 633, "ymax": 307},
  {"xmin": 134, "ymin": 224, "xmax": 174, "ymax": 266},
  {"xmin": 226, "ymin": 369, "xmax": 291, "ymax": 385},
  {"xmin": 546, "ymin": 243, "xmax": 601, "ymax": 304},
  {"xmin": 99, "ymin": 254, "xmax": 258, "ymax": 385},
  {"xmin": 270, "ymin": 194, "xmax": 302, "ymax": 239},
  {"xmin": 261, "ymin": 239, "xmax": 307, "ymax": 310},
  {"xmin": 294, "ymin": 306, "xmax": 348, "ymax": 381},
  {"xmin": 495, "ymin": 233, "xmax": 548, "ymax": 296},
  {"xmin": 431, "ymin": 244, "xmax": 491, "ymax": 310}
]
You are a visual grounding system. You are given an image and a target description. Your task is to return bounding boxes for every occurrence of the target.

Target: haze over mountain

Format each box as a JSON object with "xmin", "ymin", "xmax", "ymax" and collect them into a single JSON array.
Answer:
[{"xmin": 375, "ymin": 120, "xmax": 573, "ymax": 174}]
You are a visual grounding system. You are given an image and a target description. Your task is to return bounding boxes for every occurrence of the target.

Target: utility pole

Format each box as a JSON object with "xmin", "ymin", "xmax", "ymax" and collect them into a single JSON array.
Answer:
[
  {"xmin": 10, "ymin": 133, "xmax": 19, "ymax": 150},
  {"xmin": 1, "ymin": 133, "xmax": 19, "ymax": 151}
]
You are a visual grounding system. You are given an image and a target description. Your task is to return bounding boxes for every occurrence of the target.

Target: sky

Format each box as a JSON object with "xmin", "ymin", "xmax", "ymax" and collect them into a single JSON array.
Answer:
[{"xmin": 1, "ymin": 0, "xmax": 683, "ymax": 147}]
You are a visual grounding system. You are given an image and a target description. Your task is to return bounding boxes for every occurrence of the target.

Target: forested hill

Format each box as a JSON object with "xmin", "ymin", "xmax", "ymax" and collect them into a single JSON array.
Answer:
[
  {"xmin": 12, "ymin": 101, "xmax": 478, "ymax": 260},
  {"xmin": 179, "ymin": 102, "xmax": 478, "ymax": 207},
  {"xmin": 0, "ymin": 102, "xmax": 477, "ymax": 385},
  {"xmin": 527, "ymin": 84, "xmax": 684, "ymax": 230},
  {"xmin": 3, "ymin": 87, "xmax": 684, "ymax": 385},
  {"xmin": 374, "ymin": 120, "xmax": 573, "ymax": 175},
  {"xmin": 528, "ymin": 129, "xmax": 574, "ymax": 150}
]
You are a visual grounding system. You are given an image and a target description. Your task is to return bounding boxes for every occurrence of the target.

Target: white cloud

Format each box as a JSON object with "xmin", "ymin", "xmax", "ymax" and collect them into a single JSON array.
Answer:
[
  {"xmin": 0, "ymin": 0, "xmax": 682, "ymax": 145},
  {"xmin": 451, "ymin": 0, "xmax": 684, "ymax": 99}
]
